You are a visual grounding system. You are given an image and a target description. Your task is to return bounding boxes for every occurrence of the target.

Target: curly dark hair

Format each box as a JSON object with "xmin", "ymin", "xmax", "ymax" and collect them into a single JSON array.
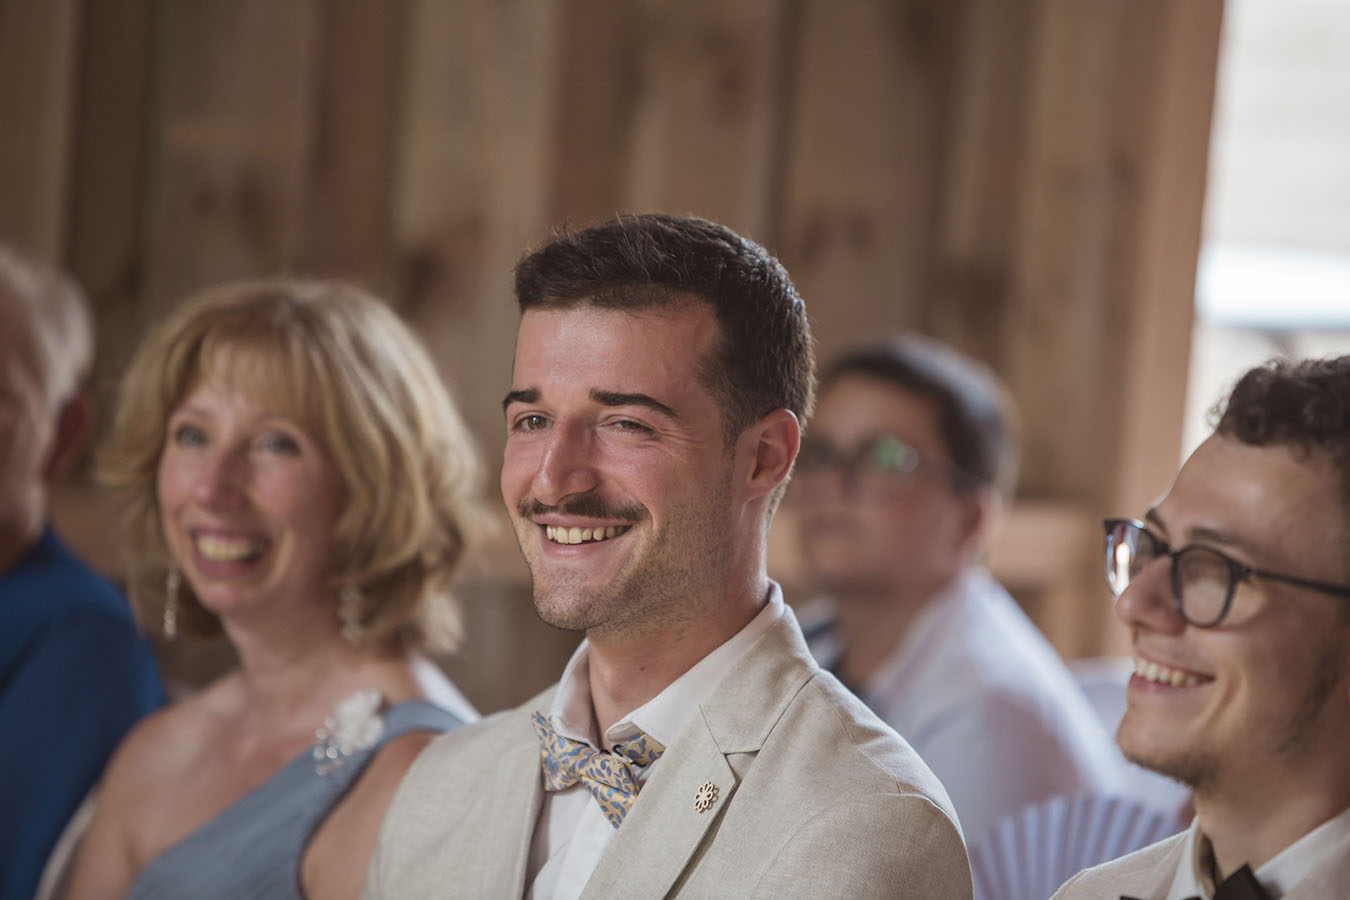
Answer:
[
  {"xmin": 1214, "ymin": 355, "xmax": 1350, "ymax": 536},
  {"xmin": 513, "ymin": 213, "xmax": 815, "ymax": 442}
]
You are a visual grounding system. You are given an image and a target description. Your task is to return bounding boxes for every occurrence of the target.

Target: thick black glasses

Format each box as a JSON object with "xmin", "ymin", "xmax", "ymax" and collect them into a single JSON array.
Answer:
[
  {"xmin": 1103, "ymin": 517, "xmax": 1350, "ymax": 628},
  {"xmin": 796, "ymin": 434, "xmax": 976, "ymax": 495}
]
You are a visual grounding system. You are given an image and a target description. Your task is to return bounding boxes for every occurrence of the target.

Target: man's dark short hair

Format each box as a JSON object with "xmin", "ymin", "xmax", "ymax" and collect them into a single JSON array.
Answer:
[
  {"xmin": 820, "ymin": 333, "xmax": 1020, "ymax": 498},
  {"xmin": 1214, "ymin": 355, "xmax": 1350, "ymax": 558},
  {"xmin": 513, "ymin": 213, "xmax": 815, "ymax": 441}
]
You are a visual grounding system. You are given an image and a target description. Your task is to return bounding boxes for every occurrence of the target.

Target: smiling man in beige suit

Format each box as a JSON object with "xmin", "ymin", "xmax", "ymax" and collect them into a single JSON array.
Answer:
[
  {"xmin": 1054, "ymin": 357, "xmax": 1350, "ymax": 900},
  {"xmin": 363, "ymin": 214, "xmax": 971, "ymax": 899}
]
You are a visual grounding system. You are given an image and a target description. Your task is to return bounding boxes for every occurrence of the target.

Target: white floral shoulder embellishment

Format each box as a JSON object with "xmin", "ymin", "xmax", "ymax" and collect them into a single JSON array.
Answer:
[{"xmin": 313, "ymin": 688, "xmax": 385, "ymax": 775}]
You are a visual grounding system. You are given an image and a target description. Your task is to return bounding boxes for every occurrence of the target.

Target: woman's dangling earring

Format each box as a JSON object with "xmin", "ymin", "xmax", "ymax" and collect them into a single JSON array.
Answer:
[
  {"xmin": 338, "ymin": 585, "xmax": 364, "ymax": 645},
  {"xmin": 163, "ymin": 569, "xmax": 181, "ymax": 640}
]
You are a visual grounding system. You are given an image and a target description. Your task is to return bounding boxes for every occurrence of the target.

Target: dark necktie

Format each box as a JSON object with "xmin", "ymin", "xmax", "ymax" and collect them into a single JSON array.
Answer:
[
  {"xmin": 1121, "ymin": 862, "xmax": 1271, "ymax": 900},
  {"xmin": 532, "ymin": 711, "xmax": 665, "ymax": 828}
]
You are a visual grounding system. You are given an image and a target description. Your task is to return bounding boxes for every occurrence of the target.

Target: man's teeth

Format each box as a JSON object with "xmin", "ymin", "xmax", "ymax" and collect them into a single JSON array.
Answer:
[
  {"xmin": 544, "ymin": 525, "xmax": 629, "ymax": 545},
  {"xmin": 1134, "ymin": 656, "xmax": 1202, "ymax": 687},
  {"xmin": 195, "ymin": 534, "xmax": 267, "ymax": 562}
]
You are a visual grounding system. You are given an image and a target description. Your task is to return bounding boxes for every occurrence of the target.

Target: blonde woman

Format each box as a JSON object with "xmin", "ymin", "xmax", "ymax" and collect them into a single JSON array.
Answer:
[{"xmin": 63, "ymin": 280, "xmax": 480, "ymax": 900}]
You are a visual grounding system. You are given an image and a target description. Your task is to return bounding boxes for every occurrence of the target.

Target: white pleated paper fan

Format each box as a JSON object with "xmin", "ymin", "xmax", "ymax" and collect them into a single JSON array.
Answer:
[{"xmin": 970, "ymin": 794, "xmax": 1182, "ymax": 900}]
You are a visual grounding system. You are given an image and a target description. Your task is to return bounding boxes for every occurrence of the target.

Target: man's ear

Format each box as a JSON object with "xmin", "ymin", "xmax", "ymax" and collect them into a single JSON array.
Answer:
[
  {"xmin": 738, "ymin": 409, "xmax": 800, "ymax": 502},
  {"xmin": 43, "ymin": 392, "xmax": 94, "ymax": 483},
  {"xmin": 958, "ymin": 487, "xmax": 1003, "ymax": 563}
]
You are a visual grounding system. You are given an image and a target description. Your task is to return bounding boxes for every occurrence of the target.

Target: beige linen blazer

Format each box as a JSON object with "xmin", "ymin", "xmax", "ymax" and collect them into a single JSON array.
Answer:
[
  {"xmin": 1051, "ymin": 825, "xmax": 1350, "ymax": 899},
  {"xmin": 363, "ymin": 609, "xmax": 972, "ymax": 899}
]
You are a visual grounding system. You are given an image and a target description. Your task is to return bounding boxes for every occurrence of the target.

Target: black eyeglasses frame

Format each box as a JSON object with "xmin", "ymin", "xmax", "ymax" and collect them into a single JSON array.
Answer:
[{"xmin": 1102, "ymin": 517, "xmax": 1350, "ymax": 628}]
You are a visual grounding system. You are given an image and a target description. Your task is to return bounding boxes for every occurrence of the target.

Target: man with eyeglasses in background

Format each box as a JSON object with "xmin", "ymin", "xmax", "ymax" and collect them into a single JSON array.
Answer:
[
  {"xmin": 1053, "ymin": 356, "xmax": 1350, "ymax": 899},
  {"xmin": 791, "ymin": 333, "xmax": 1121, "ymax": 845}
]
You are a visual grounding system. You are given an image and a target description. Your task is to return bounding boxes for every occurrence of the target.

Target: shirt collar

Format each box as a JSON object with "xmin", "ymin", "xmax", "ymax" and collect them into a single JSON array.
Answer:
[
  {"xmin": 1168, "ymin": 807, "xmax": 1350, "ymax": 899},
  {"xmin": 545, "ymin": 582, "xmax": 786, "ymax": 750},
  {"xmin": 1258, "ymin": 806, "xmax": 1350, "ymax": 895},
  {"xmin": 860, "ymin": 566, "xmax": 990, "ymax": 705}
]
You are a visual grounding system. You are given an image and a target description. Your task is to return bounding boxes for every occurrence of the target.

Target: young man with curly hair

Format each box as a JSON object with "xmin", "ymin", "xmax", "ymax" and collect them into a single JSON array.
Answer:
[{"xmin": 1054, "ymin": 356, "xmax": 1350, "ymax": 899}]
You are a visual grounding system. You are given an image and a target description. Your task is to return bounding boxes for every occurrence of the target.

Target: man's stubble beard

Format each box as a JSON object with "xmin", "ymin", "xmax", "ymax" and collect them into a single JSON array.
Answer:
[
  {"xmin": 525, "ymin": 468, "xmax": 735, "ymax": 641},
  {"xmin": 1119, "ymin": 638, "xmax": 1346, "ymax": 794}
]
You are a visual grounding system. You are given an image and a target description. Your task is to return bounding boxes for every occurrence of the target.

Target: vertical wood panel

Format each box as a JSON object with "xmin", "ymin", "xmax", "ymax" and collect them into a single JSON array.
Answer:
[
  {"xmin": 622, "ymin": 0, "xmax": 788, "ymax": 239},
  {"xmin": 1003, "ymin": 0, "xmax": 1218, "ymax": 515},
  {"xmin": 48, "ymin": 0, "xmax": 157, "ymax": 577},
  {"xmin": 143, "ymin": 0, "xmax": 321, "ymax": 311},
  {"xmin": 926, "ymin": 0, "xmax": 1035, "ymax": 366},
  {"xmin": 543, "ymin": 0, "xmax": 637, "ymax": 226},
  {"xmin": 1003, "ymin": 0, "xmax": 1137, "ymax": 502},
  {"xmin": 777, "ymin": 0, "xmax": 963, "ymax": 358},
  {"xmin": 1112, "ymin": 0, "xmax": 1222, "ymax": 515},
  {"xmin": 296, "ymin": 0, "xmax": 408, "ymax": 289},
  {"xmin": 65, "ymin": 0, "xmax": 155, "ymax": 404},
  {"xmin": 0, "ymin": 0, "xmax": 80, "ymax": 259}
]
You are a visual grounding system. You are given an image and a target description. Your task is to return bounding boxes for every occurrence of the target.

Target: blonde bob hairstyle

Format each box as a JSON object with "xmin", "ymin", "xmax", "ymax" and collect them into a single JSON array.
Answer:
[{"xmin": 98, "ymin": 279, "xmax": 480, "ymax": 652}]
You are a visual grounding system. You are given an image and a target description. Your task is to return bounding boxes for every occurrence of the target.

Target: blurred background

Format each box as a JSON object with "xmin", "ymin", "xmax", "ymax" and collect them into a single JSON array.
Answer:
[{"xmin": 2, "ymin": 0, "xmax": 1346, "ymax": 713}]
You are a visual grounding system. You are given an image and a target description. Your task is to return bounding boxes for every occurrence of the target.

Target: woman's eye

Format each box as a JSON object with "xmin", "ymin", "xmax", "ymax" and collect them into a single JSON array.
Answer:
[
  {"xmin": 171, "ymin": 423, "xmax": 206, "ymax": 447},
  {"xmin": 257, "ymin": 432, "xmax": 301, "ymax": 454}
]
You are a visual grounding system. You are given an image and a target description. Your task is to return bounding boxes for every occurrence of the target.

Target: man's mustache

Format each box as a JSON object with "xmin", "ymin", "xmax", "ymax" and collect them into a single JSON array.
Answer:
[{"xmin": 518, "ymin": 495, "xmax": 646, "ymax": 523}]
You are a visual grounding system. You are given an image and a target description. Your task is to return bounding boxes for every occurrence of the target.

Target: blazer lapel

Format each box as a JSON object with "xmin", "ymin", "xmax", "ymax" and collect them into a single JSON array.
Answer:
[
  {"xmin": 1124, "ymin": 832, "xmax": 1196, "ymax": 900},
  {"xmin": 474, "ymin": 714, "xmax": 546, "ymax": 896},
  {"xmin": 579, "ymin": 609, "xmax": 815, "ymax": 899},
  {"xmin": 580, "ymin": 713, "xmax": 736, "ymax": 898}
]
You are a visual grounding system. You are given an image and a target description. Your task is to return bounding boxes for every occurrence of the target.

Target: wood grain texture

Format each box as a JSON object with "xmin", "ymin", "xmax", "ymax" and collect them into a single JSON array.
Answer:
[
  {"xmin": 0, "ymin": 0, "xmax": 1226, "ymax": 697},
  {"xmin": 621, "ymin": 0, "xmax": 788, "ymax": 239},
  {"xmin": 776, "ymin": 0, "xmax": 963, "ymax": 358},
  {"xmin": 141, "ymin": 0, "xmax": 320, "ymax": 311},
  {"xmin": 0, "ymin": 0, "xmax": 80, "ymax": 259},
  {"xmin": 64, "ymin": 0, "xmax": 155, "ymax": 416}
]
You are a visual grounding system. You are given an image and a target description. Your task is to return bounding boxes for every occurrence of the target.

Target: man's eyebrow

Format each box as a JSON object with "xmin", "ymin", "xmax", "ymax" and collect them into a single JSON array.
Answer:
[
  {"xmin": 1146, "ymin": 506, "xmax": 1250, "ymax": 552},
  {"xmin": 591, "ymin": 390, "xmax": 679, "ymax": 421},
  {"xmin": 502, "ymin": 388, "xmax": 538, "ymax": 413},
  {"xmin": 1187, "ymin": 525, "xmax": 1249, "ymax": 551}
]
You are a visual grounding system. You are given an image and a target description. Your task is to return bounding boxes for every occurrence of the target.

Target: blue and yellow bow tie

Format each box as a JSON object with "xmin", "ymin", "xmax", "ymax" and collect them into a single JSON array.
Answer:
[{"xmin": 531, "ymin": 711, "xmax": 665, "ymax": 828}]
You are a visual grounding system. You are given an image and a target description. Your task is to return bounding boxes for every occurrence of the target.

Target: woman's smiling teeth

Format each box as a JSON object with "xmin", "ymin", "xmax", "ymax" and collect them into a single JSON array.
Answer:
[
  {"xmin": 194, "ymin": 533, "xmax": 268, "ymax": 563},
  {"xmin": 1134, "ymin": 656, "xmax": 1205, "ymax": 688},
  {"xmin": 545, "ymin": 524, "xmax": 629, "ymax": 545}
]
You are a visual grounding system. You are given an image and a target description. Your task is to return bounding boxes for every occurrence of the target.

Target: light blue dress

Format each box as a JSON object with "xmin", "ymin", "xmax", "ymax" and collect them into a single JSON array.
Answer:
[{"xmin": 125, "ymin": 699, "xmax": 462, "ymax": 899}]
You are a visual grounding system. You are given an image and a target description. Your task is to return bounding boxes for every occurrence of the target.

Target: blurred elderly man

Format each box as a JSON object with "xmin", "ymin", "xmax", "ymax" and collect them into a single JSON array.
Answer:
[
  {"xmin": 1054, "ymin": 356, "xmax": 1350, "ymax": 898},
  {"xmin": 0, "ymin": 246, "xmax": 162, "ymax": 900},
  {"xmin": 794, "ymin": 334, "xmax": 1121, "ymax": 842}
]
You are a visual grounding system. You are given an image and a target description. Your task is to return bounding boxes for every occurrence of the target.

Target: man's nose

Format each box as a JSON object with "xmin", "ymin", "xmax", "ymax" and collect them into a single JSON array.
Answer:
[
  {"xmin": 1114, "ymin": 555, "xmax": 1186, "ymax": 634},
  {"xmin": 531, "ymin": 422, "xmax": 600, "ymax": 507}
]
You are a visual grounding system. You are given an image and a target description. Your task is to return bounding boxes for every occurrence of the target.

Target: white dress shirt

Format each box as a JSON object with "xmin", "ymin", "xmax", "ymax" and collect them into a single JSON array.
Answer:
[
  {"xmin": 525, "ymin": 585, "xmax": 786, "ymax": 900},
  {"xmin": 802, "ymin": 566, "xmax": 1123, "ymax": 841},
  {"xmin": 1165, "ymin": 808, "xmax": 1350, "ymax": 899}
]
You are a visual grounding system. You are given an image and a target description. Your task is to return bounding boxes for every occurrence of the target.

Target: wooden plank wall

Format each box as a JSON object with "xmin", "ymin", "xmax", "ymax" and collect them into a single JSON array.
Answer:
[
  {"xmin": 0, "ymin": 0, "xmax": 79, "ymax": 260},
  {"xmin": 0, "ymin": 0, "xmax": 1222, "ymax": 711}
]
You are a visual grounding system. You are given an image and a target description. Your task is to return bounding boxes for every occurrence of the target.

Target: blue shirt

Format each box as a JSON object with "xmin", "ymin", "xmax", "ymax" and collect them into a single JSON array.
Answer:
[{"xmin": 0, "ymin": 527, "xmax": 164, "ymax": 900}]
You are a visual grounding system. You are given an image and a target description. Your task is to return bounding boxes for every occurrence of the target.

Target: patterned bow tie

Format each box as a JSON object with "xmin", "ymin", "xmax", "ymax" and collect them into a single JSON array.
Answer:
[
  {"xmin": 1121, "ymin": 862, "xmax": 1270, "ymax": 900},
  {"xmin": 532, "ymin": 711, "xmax": 665, "ymax": 828}
]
